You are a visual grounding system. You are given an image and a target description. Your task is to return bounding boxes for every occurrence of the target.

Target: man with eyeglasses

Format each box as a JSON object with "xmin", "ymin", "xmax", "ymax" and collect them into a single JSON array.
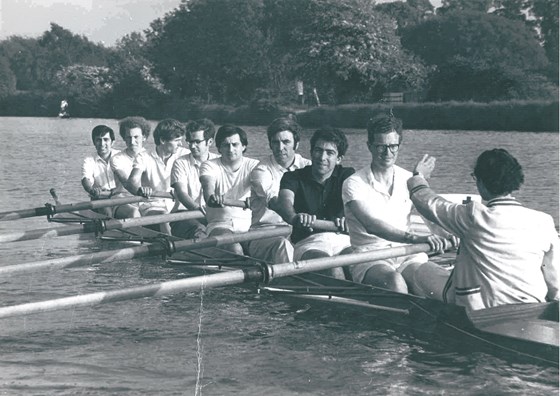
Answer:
[
  {"xmin": 342, "ymin": 113, "xmax": 448, "ymax": 292},
  {"xmin": 170, "ymin": 119, "xmax": 220, "ymax": 239}
]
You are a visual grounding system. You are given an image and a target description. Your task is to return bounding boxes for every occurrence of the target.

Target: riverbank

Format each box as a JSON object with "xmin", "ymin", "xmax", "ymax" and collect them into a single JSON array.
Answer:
[{"xmin": 0, "ymin": 91, "xmax": 557, "ymax": 131}]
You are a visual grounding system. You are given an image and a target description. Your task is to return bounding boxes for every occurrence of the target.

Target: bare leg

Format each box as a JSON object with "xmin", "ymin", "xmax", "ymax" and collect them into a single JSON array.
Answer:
[
  {"xmin": 300, "ymin": 249, "xmax": 346, "ymax": 279},
  {"xmin": 361, "ymin": 263, "xmax": 408, "ymax": 293},
  {"xmin": 113, "ymin": 204, "xmax": 140, "ymax": 219},
  {"xmin": 208, "ymin": 228, "xmax": 244, "ymax": 256}
]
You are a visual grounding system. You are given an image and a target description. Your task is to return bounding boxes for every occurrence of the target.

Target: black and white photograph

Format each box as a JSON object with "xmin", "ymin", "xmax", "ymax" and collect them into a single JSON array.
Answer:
[{"xmin": 0, "ymin": 0, "xmax": 558, "ymax": 394}]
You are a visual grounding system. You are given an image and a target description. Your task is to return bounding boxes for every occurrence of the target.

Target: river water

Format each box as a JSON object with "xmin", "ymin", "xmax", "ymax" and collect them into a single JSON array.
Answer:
[{"xmin": 0, "ymin": 117, "xmax": 558, "ymax": 395}]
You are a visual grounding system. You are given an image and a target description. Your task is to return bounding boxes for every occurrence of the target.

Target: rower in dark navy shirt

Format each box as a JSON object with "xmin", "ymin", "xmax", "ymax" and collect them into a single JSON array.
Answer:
[{"xmin": 276, "ymin": 127, "xmax": 355, "ymax": 278}]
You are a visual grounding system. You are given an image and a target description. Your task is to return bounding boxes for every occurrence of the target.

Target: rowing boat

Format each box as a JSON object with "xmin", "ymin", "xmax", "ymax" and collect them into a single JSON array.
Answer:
[
  {"xmin": 260, "ymin": 270, "xmax": 559, "ymax": 366},
  {"xmin": 1, "ymin": 192, "xmax": 558, "ymax": 367}
]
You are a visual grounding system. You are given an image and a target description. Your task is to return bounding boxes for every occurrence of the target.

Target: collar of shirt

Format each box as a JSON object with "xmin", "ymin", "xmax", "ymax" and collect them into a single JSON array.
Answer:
[
  {"xmin": 487, "ymin": 196, "xmax": 522, "ymax": 207},
  {"xmin": 95, "ymin": 149, "xmax": 119, "ymax": 164},
  {"xmin": 301, "ymin": 164, "xmax": 345, "ymax": 187}
]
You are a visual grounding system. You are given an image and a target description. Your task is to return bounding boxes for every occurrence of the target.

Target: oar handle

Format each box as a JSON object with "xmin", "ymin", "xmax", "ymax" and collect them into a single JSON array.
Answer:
[
  {"xmin": 223, "ymin": 198, "xmax": 250, "ymax": 209},
  {"xmin": 311, "ymin": 219, "xmax": 344, "ymax": 233}
]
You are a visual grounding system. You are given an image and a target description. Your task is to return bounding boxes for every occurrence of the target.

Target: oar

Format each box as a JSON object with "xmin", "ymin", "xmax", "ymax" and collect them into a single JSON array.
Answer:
[
  {"xmin": 221, "ymin": 200, "xmax": 342, "ymax": 232},
  {"xmin": 0, "ymin": 210, "xmax": 207, "ymax": 243},
  {"xmin": 0, "ymin": 226, "xmax": 291, "ymax": 275},
  {"xmin": 0, "ymin": 195, "xmax": 172, "ymax": 222},
  {"xmin": 0, "ymin": 243, "xmax": 432, "ymax": 319}
]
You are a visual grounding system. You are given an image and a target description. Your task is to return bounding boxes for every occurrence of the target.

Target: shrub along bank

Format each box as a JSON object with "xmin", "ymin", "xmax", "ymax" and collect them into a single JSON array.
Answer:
[
  {"xmin": 296, "ymin": 101, "xmax": 559, "ymax": 132},
  {"xmin": 1, "ymin": 93, "xmax": 557, "ymax": 132}
]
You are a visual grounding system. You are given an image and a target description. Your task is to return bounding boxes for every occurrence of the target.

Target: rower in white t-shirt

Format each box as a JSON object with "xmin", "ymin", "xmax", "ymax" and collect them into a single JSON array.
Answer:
[
  {"xmin": 128, "ymin": 119, "xmax": 189, "ymax": 234},
  {"xmin": 200, "ymin": 124, "xmax": 259, "ymax": 255},
  {"xmin": 109, "ymin": 116, "xmax": 151, "ymax": 219}
]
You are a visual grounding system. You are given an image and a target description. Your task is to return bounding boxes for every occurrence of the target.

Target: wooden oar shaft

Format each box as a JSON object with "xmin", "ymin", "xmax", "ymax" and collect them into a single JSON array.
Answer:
[
  {"xmin": 0, "ymin": 242, "xmax": 429, "ymax": 318},
  {"xmin": 0, "ymin": 210, "xmax": 206, "ymax": 243},
  {"xmin": 0, "ymin": 268, "xmax": 260, "ymax": 319},
  {"xmin": 266, "ymin": 243, "xmax": 431, "ymax": 281},
  {"xmin": 0, "ymin": 224, "xmax": 85, "ymax": 243},
  {"xmin": 0, "ymin": 196, "xmax": 146, "ymax": 222},
  {"xmin": 0, "ymin": 226, "xmax": 291, "ymax": 275}
]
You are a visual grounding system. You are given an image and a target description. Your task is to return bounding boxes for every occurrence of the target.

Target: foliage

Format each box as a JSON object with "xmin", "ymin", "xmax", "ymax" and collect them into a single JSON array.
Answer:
[
  {"xmin": 0, "ymin": 36, "xmax": 43, "ymax": 90},
  {"xmin": 263, "ymin": 0, "xmax": 430, "ymax": 104},
  {"xmin": 0, "ymin": 56, "xmax": 16, "ymax": 99},
  {"xmin": 375, "ymin": 0, "xmax": 434, "ymax": 31},
  {"xmin": 37, "ymin": 23, "xmax": 109, "ymax": 90},
  {"xmin": 401, "ymin": 11, "xmax": 553, "ymax": 101},
  {"xmin": 55, "ymin": 64, "xmax": 113, "ymax": 116},
  {"xmin": 296, "ymin": 101, "xmax": 558, "ymax": 131},
  {"xmin": 146, "ymin": 0, "xmax": 270, "ymax": 103}
]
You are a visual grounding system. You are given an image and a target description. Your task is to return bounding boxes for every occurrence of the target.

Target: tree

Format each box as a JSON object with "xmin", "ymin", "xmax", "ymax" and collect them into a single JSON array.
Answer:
[
  {"xmin": 401, "ymin": 10, "xmax": 554, "ymax": 101},
  {"xmin": 264, "ymin": 0, "xmax": 430, "ymax": 103},
  {"xmin": 532, "ymin": 0, "xmax": 559, "ymax": 82},
  {"xmin": 375, "ymin": 0, "xmax": 434, "ymax": 32},
  {"xmin": 0, "ymin": 36, "xmax": 43, "ymax": 90},
  {"xmin": 146, "ymin": 0, "xmax": 270, "ymax": 103},
  {"xmin": 37, "ymin": 23, "xmax": 109, "ymax": 90},
  {"xmin": 0, "ymin": 56, "xmax": 16, "ymax": 98}
]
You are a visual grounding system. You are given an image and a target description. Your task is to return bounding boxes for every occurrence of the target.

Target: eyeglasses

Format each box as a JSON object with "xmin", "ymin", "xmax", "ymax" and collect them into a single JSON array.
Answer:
[
  {"xmin": 372, "ymin": 144, "xmax": 399, "ymax": 154},
  {"xmin": 188, "ymin": 139, "xmax": 207, "ymax": 145}
]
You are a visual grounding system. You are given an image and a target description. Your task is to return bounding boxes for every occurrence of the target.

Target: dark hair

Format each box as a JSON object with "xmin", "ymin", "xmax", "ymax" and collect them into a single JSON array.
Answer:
[
  {"xmin": 215, "ymin": 124, "xmax": 248, "ymax": 151},
  {"xmin": 153, "ymin": 119, "xmax": 186, "ymax": 145},
  {"xmin": 366, "ymin": 113, "xmax": 403, "ymax": 143},
  {"xmin": 118, "ymin": 116, "xmax": 151, "ymax": 139},
  {"xmin": 185, "ymin": 118, "xmax": 215, "ymax": 141},
  {"xmin": 267, "ymin": 116, "xmax": 302, "ymax": 145},
  {"xmin": 91, "ymin": 125, "xmax": 114, "ymax": 143},
  {"xmin": 310, "ymin": 126, "xmax": 348, "ymax": 156},
  {"xmin": 474, "ymin": 148, "xmax": 524, "ymax": 195}
]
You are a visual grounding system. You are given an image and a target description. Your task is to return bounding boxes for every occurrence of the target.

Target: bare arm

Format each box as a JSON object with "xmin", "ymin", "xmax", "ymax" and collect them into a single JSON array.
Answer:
[
  {"xmin": 81, "ymin": 177, "xmax": 103, "ymax": 198},
  {"xmin": 346, "ymin": 199, "xmax": 449, "ymax": 251},
  {"xmin": 172, "ymin": 181, "xmax": 200, "ymax": 210},
  {"xmin": 126, "ymin": 168, "xmax": 145, "ymax": 196},
  {"xmin": 542, "ymin": 238, "xmax": 559, "ymax": 301}
]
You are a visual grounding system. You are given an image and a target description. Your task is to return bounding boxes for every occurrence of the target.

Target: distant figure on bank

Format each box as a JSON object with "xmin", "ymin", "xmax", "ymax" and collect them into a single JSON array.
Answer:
[
  {"xmin": 200, "ymin": 124, "xmax": 259, "ymax": 254},
  {"xmin": 81, "ymin": 124, "xmax": 119, "ymax": 216},
  {"xmin": 342, "ymin": 113, "xmax": 448, "ymax": 292},
  {"xmin": 408, "ymin": 148, "xmax": 559, "ymax": 310},
  {"xmin": 170, "ymin": 118, "xmax": 220, "ymax": 239},
  {"xmin": 247, "ymin": 116, "xmax": 311, "ymax": 263},
  {"xmin": 275, "ymin": 127, "xmax": 354, "ymax": 278},
  {"xmin": 109, "ymin": 116, "xmax": 151, "ymax": 219},
  {"xmin": 128, "ymin": 118, "xmax": 189, "ymax": 234}
]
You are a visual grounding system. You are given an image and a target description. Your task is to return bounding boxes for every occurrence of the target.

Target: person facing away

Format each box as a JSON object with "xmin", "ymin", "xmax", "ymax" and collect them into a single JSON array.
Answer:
[
  {"xmin": 246, "ymin": 116, "xmax": 311, "ymax": 264},
  {"xmin": 199, "ymin": 124, "xmax": 259, "ymax": 255},
  {"xmin": 109, "ymin": 116, "xmax": 151, "ymax": 219},
  {"xmin": 408, "ymin": 148, "xmax": 559, "ymax": 311},
  {"xmin": 342, "ymin": 113, "xmax": 448, "ymax": 293},
  {"xmin": 275, "ymin": 126, "xmax": 355, "ymax": 278},
  {"xmin": 170, "ymin": 118, "xmax": 220, "ymax": 239},
  {"xmin": 81, "ymin": 125, "xmax": 119, "ymax": 217}
]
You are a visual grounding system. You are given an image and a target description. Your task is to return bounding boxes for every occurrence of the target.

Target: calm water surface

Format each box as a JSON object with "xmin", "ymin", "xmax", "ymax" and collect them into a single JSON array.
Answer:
[{"xmin": 0, "ymin": 117, "xmax": 558, "ymax": 395}]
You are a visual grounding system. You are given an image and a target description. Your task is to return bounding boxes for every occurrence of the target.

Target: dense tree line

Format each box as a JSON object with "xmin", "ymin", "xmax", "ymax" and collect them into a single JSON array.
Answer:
[{"xmin": 0, "ymin": 0, "xmax": 557, "ymax": 117}]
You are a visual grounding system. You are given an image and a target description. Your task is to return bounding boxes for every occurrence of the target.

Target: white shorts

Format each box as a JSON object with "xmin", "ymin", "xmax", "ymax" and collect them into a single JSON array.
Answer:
[
  {"xmin": 349, "ymin": 245, "xmax": 428, "ymax": 284},
  {"xmin": 206, "ymin": 217, "xmax": 251, "ymax": 236},
  {"xmin": 293, "ymin": 232, "xmax": 351, "ymax": 261}
]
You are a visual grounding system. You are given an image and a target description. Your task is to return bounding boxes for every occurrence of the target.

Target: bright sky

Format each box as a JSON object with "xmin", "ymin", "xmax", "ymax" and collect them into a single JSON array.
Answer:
[{"xmin": 0, "ymin": 0, "xmax": 442, "ymax": 47}]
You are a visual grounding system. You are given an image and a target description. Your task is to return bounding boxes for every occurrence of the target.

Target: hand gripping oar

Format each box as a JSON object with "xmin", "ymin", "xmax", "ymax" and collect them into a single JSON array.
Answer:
[
  {"xmin": 0, "ymin": 243, "xmax": 432, "ymax": 319},
  {"xmin": 0, "ymin": 192, "xmax": 173, "ymax": 222},
  {"xmin": 0, "ymin": 226, "xmax": 292, "ymax": 275}
]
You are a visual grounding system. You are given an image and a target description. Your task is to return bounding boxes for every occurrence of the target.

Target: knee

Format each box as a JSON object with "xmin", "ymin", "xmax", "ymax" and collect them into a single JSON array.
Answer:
[{"xmin": 363, "ymin": 269, "xmax": 408, "ymax": 293}]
